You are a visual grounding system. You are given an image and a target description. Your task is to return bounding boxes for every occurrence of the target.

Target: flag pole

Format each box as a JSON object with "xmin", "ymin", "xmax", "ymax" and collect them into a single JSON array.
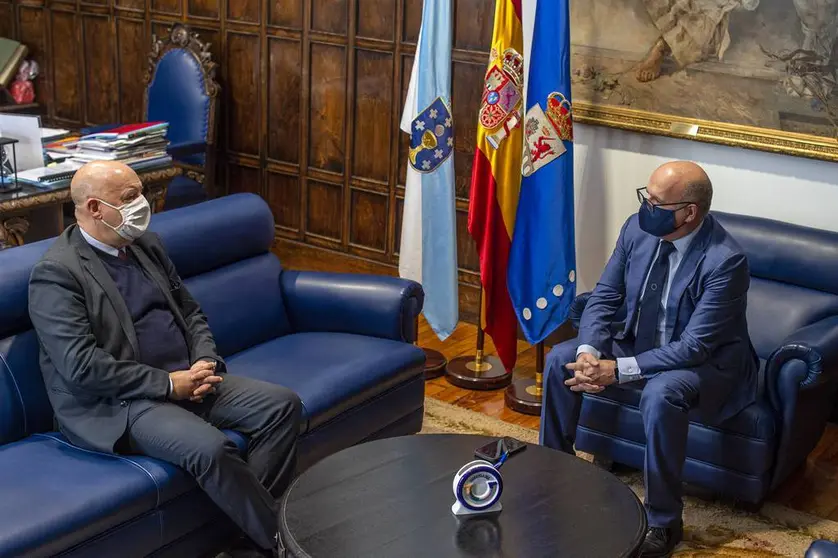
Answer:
[
  {"xmin": 444, "ymin": 289, "xmax": 512, "ymax": 390},
  {"xmin": 415, "ymin": 315, "xmax": 448, "ymax": 380},
  {"xmin": 504, "ymin": 341, "xmax": 544, "ymax": 415}
]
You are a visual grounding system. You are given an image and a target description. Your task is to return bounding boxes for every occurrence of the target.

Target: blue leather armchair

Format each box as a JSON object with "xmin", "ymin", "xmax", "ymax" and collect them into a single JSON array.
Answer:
[
  {"xmin": 568, "ymin": 211, "xmax": 838, "ymax": 508},
  {"xmin": 84, "ymin": 24, "xmax": 219, "ymax": 210},
  {"xmin": 144, "ymin": 24, "xmax": 219, "ymax": 210},
  {"xmin": 0, "ymin": 194, "xmax": 426, "ymax": 557}
]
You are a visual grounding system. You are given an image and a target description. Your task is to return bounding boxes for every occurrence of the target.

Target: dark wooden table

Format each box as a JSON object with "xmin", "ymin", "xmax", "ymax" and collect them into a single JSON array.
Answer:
[{"xmin": 278, "ymin": 434, "xmax": 647, "ymax": 558}]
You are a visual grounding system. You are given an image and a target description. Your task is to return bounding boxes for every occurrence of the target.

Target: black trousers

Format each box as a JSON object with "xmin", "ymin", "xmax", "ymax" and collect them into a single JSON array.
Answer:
[{"xmin": 123, "ymin": 374, "xmax": 302, "ymax": 550}]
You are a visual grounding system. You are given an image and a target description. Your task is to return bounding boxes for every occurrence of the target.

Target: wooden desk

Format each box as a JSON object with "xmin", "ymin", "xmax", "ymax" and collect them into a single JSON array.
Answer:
[{"xmin": 0, "ymin": 165, "xmax": 180, "ymax": 249}]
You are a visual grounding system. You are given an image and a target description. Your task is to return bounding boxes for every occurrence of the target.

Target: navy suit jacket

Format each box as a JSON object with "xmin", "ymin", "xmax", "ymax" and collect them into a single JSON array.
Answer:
[{"xmin": 578, "ymin": 213, "xmax": 758, "ymax": 420}]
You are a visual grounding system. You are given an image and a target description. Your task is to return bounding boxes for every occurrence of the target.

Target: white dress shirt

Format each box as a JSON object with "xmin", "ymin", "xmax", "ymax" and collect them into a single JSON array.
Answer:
[
  {"xmin": 80, "ymin": 228, "xmax": 174, "ymax": 397},
  {"xmin": 577, "ymin": 224, "xmax": 701, "ymax": 383}
]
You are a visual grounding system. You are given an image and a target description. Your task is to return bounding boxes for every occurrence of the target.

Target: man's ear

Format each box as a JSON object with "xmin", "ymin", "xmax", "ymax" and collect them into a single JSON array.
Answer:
[{"xmin": 86, "ymin": 198, "xmax": 100, "ymax": 217}]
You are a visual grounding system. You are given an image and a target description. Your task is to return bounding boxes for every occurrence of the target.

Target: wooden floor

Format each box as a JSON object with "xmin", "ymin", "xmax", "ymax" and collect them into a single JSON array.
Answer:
[{"xmin": 418, "ymin": 318, "xmax": 838, "ymax": 521}]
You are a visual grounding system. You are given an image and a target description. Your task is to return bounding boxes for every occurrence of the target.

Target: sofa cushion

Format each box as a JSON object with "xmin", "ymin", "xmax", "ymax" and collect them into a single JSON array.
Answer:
[
  {"xmin": 0, "ymin": 434, "xmax": 162, "ymax": 557},
  {"xmin": 226, "ymin": 332, "xmax": 425, "ymax": 432},
  {"xmin": 184, "ymin": 254, "xmax": 292, "ymax": 356},
  {"xmin": 0, "ymin": 429, "xmax": 251, "ymax": 557},
  {"xmin": 149, "ymin": 193, "xmax": 274, "ymax": 280},
  {"xmin": 0, "ymin": 332, "xmax": 54, "ymax": 445}
]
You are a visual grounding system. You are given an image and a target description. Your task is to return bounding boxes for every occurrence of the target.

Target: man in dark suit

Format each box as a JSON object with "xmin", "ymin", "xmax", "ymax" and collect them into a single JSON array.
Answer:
[
  {"xmin": 540, "ymin": 161, "xmax": 758, "ymax": 557},
  {"xmin": 28, "ymin": 161, "xmax": 300, "ymax": 556}
]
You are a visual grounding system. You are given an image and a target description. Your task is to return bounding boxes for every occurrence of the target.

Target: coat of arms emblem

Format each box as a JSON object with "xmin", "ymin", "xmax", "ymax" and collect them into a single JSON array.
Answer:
[
  {"xmin": 479, "ymin": 48, "xmax": 524, "ymax": 150},
  {"xmin": 522, "ymin": 91, "xmax": 573, "ymax": 177}
]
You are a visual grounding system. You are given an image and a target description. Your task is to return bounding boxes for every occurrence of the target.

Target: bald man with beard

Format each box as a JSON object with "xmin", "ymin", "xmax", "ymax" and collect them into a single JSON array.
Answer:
[
  {"xmin": 539, "ymin": 161, "xmax": 758, "ymax": 557},
  {"xmin": 28, "ymin": 161, "xmax": 300, "ymax": 557}
]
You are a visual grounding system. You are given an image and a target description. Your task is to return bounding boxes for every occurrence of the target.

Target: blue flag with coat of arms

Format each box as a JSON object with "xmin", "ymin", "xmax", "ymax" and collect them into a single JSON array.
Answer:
[
  {"xmin": 508, "ymin": 0, "xmax": 577, "ymax": 344},
  {"xmin": 398, "ymin": 0, "xmax": 458, "ymax": 340}
]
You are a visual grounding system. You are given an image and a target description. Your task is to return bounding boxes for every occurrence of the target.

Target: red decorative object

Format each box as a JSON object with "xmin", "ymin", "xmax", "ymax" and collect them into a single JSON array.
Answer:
[{"xmin": 9, "ymin": 60, "xmax": 38, "ymax": 105}]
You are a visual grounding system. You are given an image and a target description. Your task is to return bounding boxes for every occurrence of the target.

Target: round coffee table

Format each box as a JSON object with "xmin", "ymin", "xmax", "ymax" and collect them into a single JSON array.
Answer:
[{"xmin": 278, "ymin": 434, "xmax": 646, "ymax": 557}]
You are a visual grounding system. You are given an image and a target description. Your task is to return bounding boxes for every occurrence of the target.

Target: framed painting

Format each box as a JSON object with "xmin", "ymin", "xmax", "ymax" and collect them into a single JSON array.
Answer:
[{"xmin": 569, "ymin": 0, "xmax": 838, "ymax": 161}]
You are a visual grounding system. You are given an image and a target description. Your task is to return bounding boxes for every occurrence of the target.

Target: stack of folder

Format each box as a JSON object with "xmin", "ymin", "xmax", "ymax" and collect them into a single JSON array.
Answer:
[
  {"xmin": 21, "ymin": 122, "xmax": 174, "ymax": 188},
  {"xmin": 70, "ymin": 122, "xmax": 171, "ymax": 167}
]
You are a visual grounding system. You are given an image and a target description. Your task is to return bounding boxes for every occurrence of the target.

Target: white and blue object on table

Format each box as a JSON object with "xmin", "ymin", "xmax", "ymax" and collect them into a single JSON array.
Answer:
[{"xmin": 451, "ymin": 451, "xmax": 507, "ymax": 517}]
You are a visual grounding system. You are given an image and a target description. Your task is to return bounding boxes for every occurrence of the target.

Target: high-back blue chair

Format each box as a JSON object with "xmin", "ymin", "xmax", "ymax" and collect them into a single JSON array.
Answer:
[
  {"xmin": 568, "ymin": 211, "xmax": 838, "ymax": 509},
  {"xmin": 143, "ymin": 23, "xmax": 219, "ymax": 210}
]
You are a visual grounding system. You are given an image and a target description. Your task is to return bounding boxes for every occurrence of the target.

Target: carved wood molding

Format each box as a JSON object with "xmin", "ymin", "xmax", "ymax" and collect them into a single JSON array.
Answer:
[{"xmin": 144, "ymin": 23, "xmax": 219, "ymax": 98}]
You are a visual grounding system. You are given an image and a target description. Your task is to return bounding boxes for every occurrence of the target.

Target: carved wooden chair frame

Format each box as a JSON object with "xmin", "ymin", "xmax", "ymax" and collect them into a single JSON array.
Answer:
[{"xmin": 142, "ymin": 23, "xmax": 220, "ymax": 199}]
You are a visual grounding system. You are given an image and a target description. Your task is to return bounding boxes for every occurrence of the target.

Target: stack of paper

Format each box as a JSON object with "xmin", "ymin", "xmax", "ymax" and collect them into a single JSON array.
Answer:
[{"xmin": 70, "ymin": 122, "xmax": 171, "ymax": 167}]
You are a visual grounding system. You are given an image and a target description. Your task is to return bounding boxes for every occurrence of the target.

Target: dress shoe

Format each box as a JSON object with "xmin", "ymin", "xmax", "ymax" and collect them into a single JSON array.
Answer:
[{"xmin": 638, "ymin": 523, "xmax": 683, "ymax": 557}]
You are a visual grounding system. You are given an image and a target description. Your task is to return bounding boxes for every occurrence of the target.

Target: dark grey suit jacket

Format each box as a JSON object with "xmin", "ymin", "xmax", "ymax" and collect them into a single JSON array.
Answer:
[{"xmin": 28, "ymin": 225, "xmax": 225, "ymax": 453}]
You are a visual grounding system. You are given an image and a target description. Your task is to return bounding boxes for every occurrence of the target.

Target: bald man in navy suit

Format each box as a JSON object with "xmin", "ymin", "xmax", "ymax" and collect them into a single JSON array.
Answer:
[{"xmin": 540, "ymin": 161, "xmax": 758, "ymax": 558}]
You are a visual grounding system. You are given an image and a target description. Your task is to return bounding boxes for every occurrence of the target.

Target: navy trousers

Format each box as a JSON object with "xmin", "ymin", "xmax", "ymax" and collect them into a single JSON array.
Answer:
[{"xmin": 539, "ymin": 338, "xmax": 704, "ymax": 529}]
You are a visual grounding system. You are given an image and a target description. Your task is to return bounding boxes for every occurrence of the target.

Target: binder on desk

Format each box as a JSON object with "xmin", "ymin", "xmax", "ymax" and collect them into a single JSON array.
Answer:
[{"xmin": 16, "ymin": 162, "xmax": 83, "ymax": 186}]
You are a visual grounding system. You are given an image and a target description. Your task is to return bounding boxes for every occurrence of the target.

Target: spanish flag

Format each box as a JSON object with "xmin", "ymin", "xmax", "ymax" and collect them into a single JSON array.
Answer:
[{"xmin": 467, "ymin": 0, "xmax": 525, "ymax": 371}]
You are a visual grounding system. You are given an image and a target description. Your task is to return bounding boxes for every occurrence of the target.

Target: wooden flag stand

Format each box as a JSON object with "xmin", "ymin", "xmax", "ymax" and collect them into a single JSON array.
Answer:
[
  {"xmin": 415, "ymin": 316, "xmax": 448, "ymax": 380},
  {"xmin": 445, "ymin": 291, "xmax": 512, "ymax": 390},
  {"xmin": 505, "ymin": 341, "xmax": 545, "ymax": 416}
]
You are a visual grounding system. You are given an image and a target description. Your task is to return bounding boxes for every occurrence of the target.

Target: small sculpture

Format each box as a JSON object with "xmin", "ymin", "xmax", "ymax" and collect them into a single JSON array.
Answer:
[{"xmin": 9, "ymin": 60, "xmax": 39, "ymax": 105}]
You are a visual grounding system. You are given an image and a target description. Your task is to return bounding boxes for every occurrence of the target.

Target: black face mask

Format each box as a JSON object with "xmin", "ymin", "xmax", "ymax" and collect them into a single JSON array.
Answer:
[{"xmin": 638, "ymin": 198, "xmax": 695, "ymax": 237}]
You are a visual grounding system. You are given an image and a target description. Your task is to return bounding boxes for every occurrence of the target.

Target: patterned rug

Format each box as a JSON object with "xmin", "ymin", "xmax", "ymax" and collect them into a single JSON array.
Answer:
[{"xmin": 421, "ymin": 398, "xmax": 838, "ymax": 557}]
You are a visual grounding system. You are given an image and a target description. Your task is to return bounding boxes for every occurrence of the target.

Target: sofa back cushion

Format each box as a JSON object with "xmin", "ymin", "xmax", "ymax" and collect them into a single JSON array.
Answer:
[
  {"xmin": 713, "ymin": 211, "xmax": 838, "ymax": 359},
  {"xmin": 0, "ymin": 193, "xmax": 288, "ymax": 445}
]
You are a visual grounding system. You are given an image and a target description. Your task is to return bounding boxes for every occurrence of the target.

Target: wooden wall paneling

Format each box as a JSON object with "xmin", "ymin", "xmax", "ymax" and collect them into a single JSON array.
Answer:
[
  {"xmin": 227, "ymin": 162, "xmax": 261, "ymax": 195},
  {"xmin": 311, "ymin": 0, "xmax": 346, "ymax": 35},
  {"xmin": 188, "ymin": 0, "xmax": 218, "ymax": 20},
  {"xmin": 267, "ymin": 171, "xmax": 300, "ymax": 233},
  {"xmin": 308, "ymin": 42, "xmax": 345, "ymax": 175},
  {"xmin": 385, "ymin": 0, "xmax": 403, "ymax": 263},
  {"xmin": 227, "ymin": 0, "xmax": 258, "ymax": 25},
  {"xmin": 356, "ymin": 0, "xmax": 393, "ymax": 42},
  {"xmin": 225, "ymin": 31, "xmax": 260, "ymax": 155},
  {"xmin": 0, "ymin": 2, "xmax": 16, "ymax": 39},
  {"xmin": 306, "ymin": 180, "xmax": 343, "ymax": 244},
  {"xmin": 151, "ymin": 0, "xmax": 182, "ymax": 17},
  {"xmin": 402, "ymin": 0, "xmax": 420, "ymax": 43},
  {"xmin": 17, "ymin": 4, "xmax": 50, "ymax": 117},
  {"xmin": 116, "ymin": 0, "xmax": 146, "ymax": 13},
  {"xmin": 115, "ymin": 16, "xmax": 147, "ymax": 123},
  {"xmin": 351, "ymin": 49, "xmax": 392, "ymax": 185},
  {"xmin": 267, "ymin": 36, "xmax": 301, "ymax": 165},
  {"xmin": 297, "ymin": 0, "xmax": 312, "ymax": 238},
  {"xmin": 349, "ymin": 187, "xmax": 387, "ymax": 253},
  {"xmin": 454, "ymin": 0, "xmax": 494, "ymax": 52},
  {"xmin": 50, "ymin": 8, "xmax": 81, "ymax": 123},
  {"xmin": 269, "ymin": 0, "xmax": 302, "ymax": 29},
  {"xmin": 82, "ymin": 13, "xmax": 118, "ymax": 125},
  {"xmin": 340, "ymin": 0, "xmax": 356, "ymax": 253}
]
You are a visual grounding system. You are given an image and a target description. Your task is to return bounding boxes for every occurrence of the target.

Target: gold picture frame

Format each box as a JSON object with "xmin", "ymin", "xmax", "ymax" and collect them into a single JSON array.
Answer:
[{"xmin": 569, "ymin": 0, "xmax": 838, "ymax": 162}]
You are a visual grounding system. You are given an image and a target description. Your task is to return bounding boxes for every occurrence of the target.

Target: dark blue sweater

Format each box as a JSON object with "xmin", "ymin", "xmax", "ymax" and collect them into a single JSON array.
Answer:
[{"xmin": 96, "ymin": 249, "xmax": 191, "ymax": 373}]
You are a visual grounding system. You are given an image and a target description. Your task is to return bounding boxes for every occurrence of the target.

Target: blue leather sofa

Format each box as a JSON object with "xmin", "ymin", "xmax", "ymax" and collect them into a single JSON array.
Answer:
[
  {"xmin": 570, "ymin": 211, "xmax": 838, "ymax": 507},
  {"xmin": 808, "ymin": 540, "xmax": 838, "ymax": 557},
  {"xmin": 0, "ymin": 193, "xmax": 426, "ymax": 557}
]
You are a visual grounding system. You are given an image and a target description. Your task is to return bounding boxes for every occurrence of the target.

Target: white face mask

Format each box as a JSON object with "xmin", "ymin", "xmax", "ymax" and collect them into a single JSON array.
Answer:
[{"xmin": 97, "ymin": 195, "xmax": 151, "ymax": 241}]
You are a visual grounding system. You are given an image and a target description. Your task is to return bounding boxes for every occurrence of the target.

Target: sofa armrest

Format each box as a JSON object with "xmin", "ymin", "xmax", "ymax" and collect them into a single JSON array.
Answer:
[
  {"xmin": 167, "ymin": 140, "xmax": 207, "ymax": 159},
  {"xmin": 766, "ymin": 315, "xmax": 838, "ymax": 489},
  {"xmin": 280, "ymin": 271, "xmax": 425, "ymax": 343}
]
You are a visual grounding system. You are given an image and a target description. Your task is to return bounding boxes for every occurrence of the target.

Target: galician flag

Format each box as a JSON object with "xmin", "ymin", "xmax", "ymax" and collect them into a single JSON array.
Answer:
[
  {"xmin": 399, "ymin": 0, "xmax": 458, "ymax": 340},
  {"xmin": 509, "ymin": 0, "xmax": 577, "ymax": 344},
  {"xmin": 468, "ymin": 0, "xmax": 526, "ymax": 371}
]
